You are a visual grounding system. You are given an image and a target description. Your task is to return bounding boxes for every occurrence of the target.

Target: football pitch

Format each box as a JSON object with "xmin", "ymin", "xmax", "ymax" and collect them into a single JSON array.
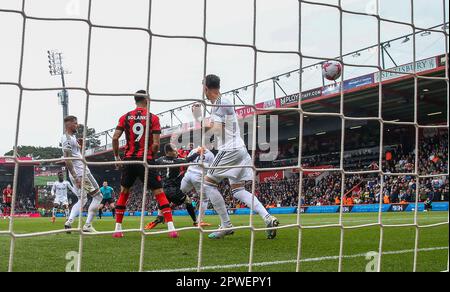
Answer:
[{"xmin": 0, "ymin": 212, "xmax": 448, "ymax": 272}]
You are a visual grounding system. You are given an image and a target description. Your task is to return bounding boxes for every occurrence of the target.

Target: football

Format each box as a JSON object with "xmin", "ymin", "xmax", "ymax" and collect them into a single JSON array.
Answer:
[{"xmin": 322, "ymin": 60, "xmax": 343, "ymax": 81}]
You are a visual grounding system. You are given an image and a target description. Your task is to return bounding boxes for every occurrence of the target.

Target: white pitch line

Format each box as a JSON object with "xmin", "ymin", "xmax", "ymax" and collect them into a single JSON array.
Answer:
[
  {"xmin": 148, "ymin": 246, "xmax": 448, "ymax": 272},
  {"xmin": 0, "ymin": 216, "xmax": 447, "ymax": 237},
  {"xmin": 300, "ymin": 216, "xmax": 449, "ymax": 226}
]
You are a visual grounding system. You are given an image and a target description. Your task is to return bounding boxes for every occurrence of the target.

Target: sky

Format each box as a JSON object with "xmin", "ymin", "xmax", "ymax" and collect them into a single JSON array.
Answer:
[{"xmin": 0, "ymin": 0, "xmax": 448, "ymax": 155}]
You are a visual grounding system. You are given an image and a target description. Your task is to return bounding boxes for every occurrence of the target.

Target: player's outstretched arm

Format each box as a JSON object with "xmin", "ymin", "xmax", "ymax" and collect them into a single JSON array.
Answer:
[
  {"xmin": 66, "ymin": 181, "xmax": 78, "ymax": 195},
  {"xmin": 150, "ymin": 114, "xmax": 162, "ymax": 156},
  {"xmin": 182, "ymin": 147, "xmax": 204, "ymax": 163},
  {"xmin": 110, "ymin": 186, "xmax": 116, "ymax": 198},
  {"xmin": 192, "ymin": 103, "xmax": 218, "ymax": 133},
  {"xmin": 152, "ymin": 133, "xmax": 160, "ymax": 155},
  {"xmin": 51, "ymin": 183, "xmax": 56, "ymax": 197},
  {"xmin": 112, "ymin": 129, "xmax": 124, "ymax": 170},
  {"xmin": 62, "ymin": 136, "xmax": 79, "ymax": 184},
  {"xmin": 63, "ymin": 149, "xmax": 80, "ymax": 188},
  {"xmin": 112, "ymin": 128, "xmax": 123, "ymax": 161}
]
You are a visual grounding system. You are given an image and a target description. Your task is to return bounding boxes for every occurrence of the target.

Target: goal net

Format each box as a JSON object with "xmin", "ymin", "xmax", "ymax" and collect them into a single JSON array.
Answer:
[{"xmin": 0, "ymin": 0, "xmax": 448, "ymax": 272}]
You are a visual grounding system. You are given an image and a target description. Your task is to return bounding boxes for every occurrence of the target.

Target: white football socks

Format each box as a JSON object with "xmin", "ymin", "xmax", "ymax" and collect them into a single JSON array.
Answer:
[
  {"xmin": 68, "ymin": 200, "xmax": 82, "ymax": 223},
  {"xmin": 231, "ymin": 187, "xmax": 270, "ymax": 222},
  {"xmin": 86, "ymin": 193, "xmax": 102, "ymax": 224},
  {"xmin": 199, "ymin": 199, "xmax": 209, "ymax": 223},
  {"xmin": 203, "ymin": 183, "xmax": 231, "ymax": 227},
  {"xmin": 67, "ymin": 192, "xmax": 102, "ymax": 226}
]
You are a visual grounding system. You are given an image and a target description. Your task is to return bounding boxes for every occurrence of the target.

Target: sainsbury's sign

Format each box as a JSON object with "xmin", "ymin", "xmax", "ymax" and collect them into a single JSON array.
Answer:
[{"xmin": 374, "ymin": 57, "xmax": 437, "ymax": 82}]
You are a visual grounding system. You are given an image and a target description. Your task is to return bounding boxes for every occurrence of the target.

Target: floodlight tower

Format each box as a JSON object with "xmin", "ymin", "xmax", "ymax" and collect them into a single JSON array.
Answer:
[{"xmin": 47, "ymin": 50, "xmax": 71, "ymax": 132}]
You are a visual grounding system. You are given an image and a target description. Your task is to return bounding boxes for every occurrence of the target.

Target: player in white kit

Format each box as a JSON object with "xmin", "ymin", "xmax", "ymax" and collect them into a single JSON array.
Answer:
[
  {"xmin": 180, "ymin": 145, "xmax": 215, "ymax": 226},
  {"xmin": 51, "ymin": 171, "xmax": 78, "ymax": 223},
  {"xmin": 201, "ymin": 74, "xmax": 279, "ymax": 239},
  {"xmin": 61, "ymin": 116, "xmax": 103, "ymax": 233}
]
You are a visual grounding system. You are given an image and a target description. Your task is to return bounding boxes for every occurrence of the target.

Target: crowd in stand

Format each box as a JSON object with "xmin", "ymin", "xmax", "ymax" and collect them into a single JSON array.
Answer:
[
  {"xmin": 110, "ymin": 130, "xmax": 448, "ymax": 211},
  {"xmin": 5, "ymin": 131, "xmax": 447, "ymax": 214},
  {"xmin": 222, "ymin": 131, "xmax": 449, "ymax": 208},
  {"xmin": 126, "ymin": 181, "xmax": 157, "ymax": 212},
  {"xmin": 0, "ymin": 185, "xmax": 37, "ymax": 214},
  {"xmin": 250, "ymin": 178, "xmax": 301, "ymax": 208}
]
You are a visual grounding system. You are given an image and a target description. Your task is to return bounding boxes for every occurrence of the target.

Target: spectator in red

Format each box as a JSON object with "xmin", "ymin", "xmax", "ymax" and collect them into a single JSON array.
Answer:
[
  {"xmin": 335, "ymin": 196, "xmax": 340, "ymax": 205},
  {"xmin": 177, "ymin": 144, "xmax": 192, "ymax": 159},
  {"xmin": 177, "ymin": 144, "xmax": 192, "ymax": 175},
  {"xmin": 2, "ymin": 184, "xmax": 13, "ymax": 219},
  {"xmin": 345, "ymin": 195, "xmax": 354, "ymax": 206},
  {"xmin": 178, "ymin": 147, "xmax": 187, "ymax": 159}
]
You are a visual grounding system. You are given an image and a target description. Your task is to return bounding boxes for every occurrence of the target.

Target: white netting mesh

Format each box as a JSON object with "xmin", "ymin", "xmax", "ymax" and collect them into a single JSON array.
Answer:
[{"xmin": 0, "ymin": 0, "xmax": 449, "ymax": 272}]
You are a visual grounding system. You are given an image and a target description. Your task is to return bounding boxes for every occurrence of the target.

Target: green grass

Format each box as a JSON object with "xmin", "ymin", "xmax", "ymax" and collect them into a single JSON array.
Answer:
[
  {"xmin": 34, "ymin": 175, "xmax": 58, "ymax": 186},
  {"xmin": 0, "ymin": 212, "xmax": 448, "ymax": 272}
]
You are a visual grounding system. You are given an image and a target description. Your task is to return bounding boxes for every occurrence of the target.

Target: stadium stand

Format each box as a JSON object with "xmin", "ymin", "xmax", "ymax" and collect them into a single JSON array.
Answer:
[{"xmin": 77, "ymin": 129, "xmax": 448, "ymax": 212}]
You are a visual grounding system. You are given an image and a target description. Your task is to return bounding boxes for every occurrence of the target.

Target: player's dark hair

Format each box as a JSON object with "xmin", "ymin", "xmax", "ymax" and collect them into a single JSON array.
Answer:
[
  {"xmin": 204, "ymin": 74, "xmax": 221, "ymax": 90},
  {"xmin": 134, "ymin": 90, "xmax": 147, "ymax": 103},
  {"xmin": 164, "ymin": 143, "xmax": 176, "ymax": 154},
  {"xmin": 64, "ymin": 115, "xmax": 77, "ymax": 123}
]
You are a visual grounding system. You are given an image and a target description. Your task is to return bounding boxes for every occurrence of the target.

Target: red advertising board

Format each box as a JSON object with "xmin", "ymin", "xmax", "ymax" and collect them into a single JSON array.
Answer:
[
  {"xmin": 0, "ymin": 157, "xmax": 33, "ymax": 164},
  {"xmin": 10, "ymin": 213, "xmax": 41, "ymax": 218},
  {"xmin": 293, "ymin": 165, "xmax": 334, "ymax": 176},
  {"xmin": 259, "ymin": 170, "xmax": 284, "ymax": 182}
]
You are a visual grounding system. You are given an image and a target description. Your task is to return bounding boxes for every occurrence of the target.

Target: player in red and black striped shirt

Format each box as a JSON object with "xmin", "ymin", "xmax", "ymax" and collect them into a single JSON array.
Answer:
[
  {"xmin": 2, "ymin": 184, "xmax": 12, "ymax": 219},
  {"xmin": 112, "ymin": 90, "xmax": 177, "ymax": 238}
]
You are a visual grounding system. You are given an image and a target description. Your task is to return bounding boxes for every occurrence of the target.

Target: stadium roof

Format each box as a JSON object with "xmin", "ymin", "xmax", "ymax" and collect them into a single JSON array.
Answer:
[
  {"xmin": 0, "ymin": 157, "xmax": 34, "ymax": 165},
  {"xmin": 0, "ymin": 157, "xmax": 35, "ymax": 182}
]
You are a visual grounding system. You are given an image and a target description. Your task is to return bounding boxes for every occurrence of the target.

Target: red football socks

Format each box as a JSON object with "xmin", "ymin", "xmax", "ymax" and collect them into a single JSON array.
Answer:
[
  {"xmin": 115, "ymin": 192, "xmax": 130, "ymax": 224},
  {"xmin": 155, "ymin": 192, "xmax": 173, "ymax": 223}
]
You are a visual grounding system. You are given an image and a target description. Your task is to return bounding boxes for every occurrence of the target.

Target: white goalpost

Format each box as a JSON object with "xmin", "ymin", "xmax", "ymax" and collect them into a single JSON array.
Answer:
[{"xmin": 0, "ymin": 0, "xmax": 448, "ymax": 272}]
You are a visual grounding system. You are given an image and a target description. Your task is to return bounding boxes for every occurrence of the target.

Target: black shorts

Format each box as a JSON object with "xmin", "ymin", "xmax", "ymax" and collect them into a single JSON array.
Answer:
[
  {"xmin": 164, "ymin": 186, "xmax": 187, "ymax": 206},
  {"xmin": 101, "ymin": 198, "xmax": 114, "ymax": 205},
  {"xmin": 4, "ymin": 202, "xmax": 11, "ymax": 208},
  {"xmin": 121, "ymin": 159, "xmax": 163, "ymax": 190}
]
